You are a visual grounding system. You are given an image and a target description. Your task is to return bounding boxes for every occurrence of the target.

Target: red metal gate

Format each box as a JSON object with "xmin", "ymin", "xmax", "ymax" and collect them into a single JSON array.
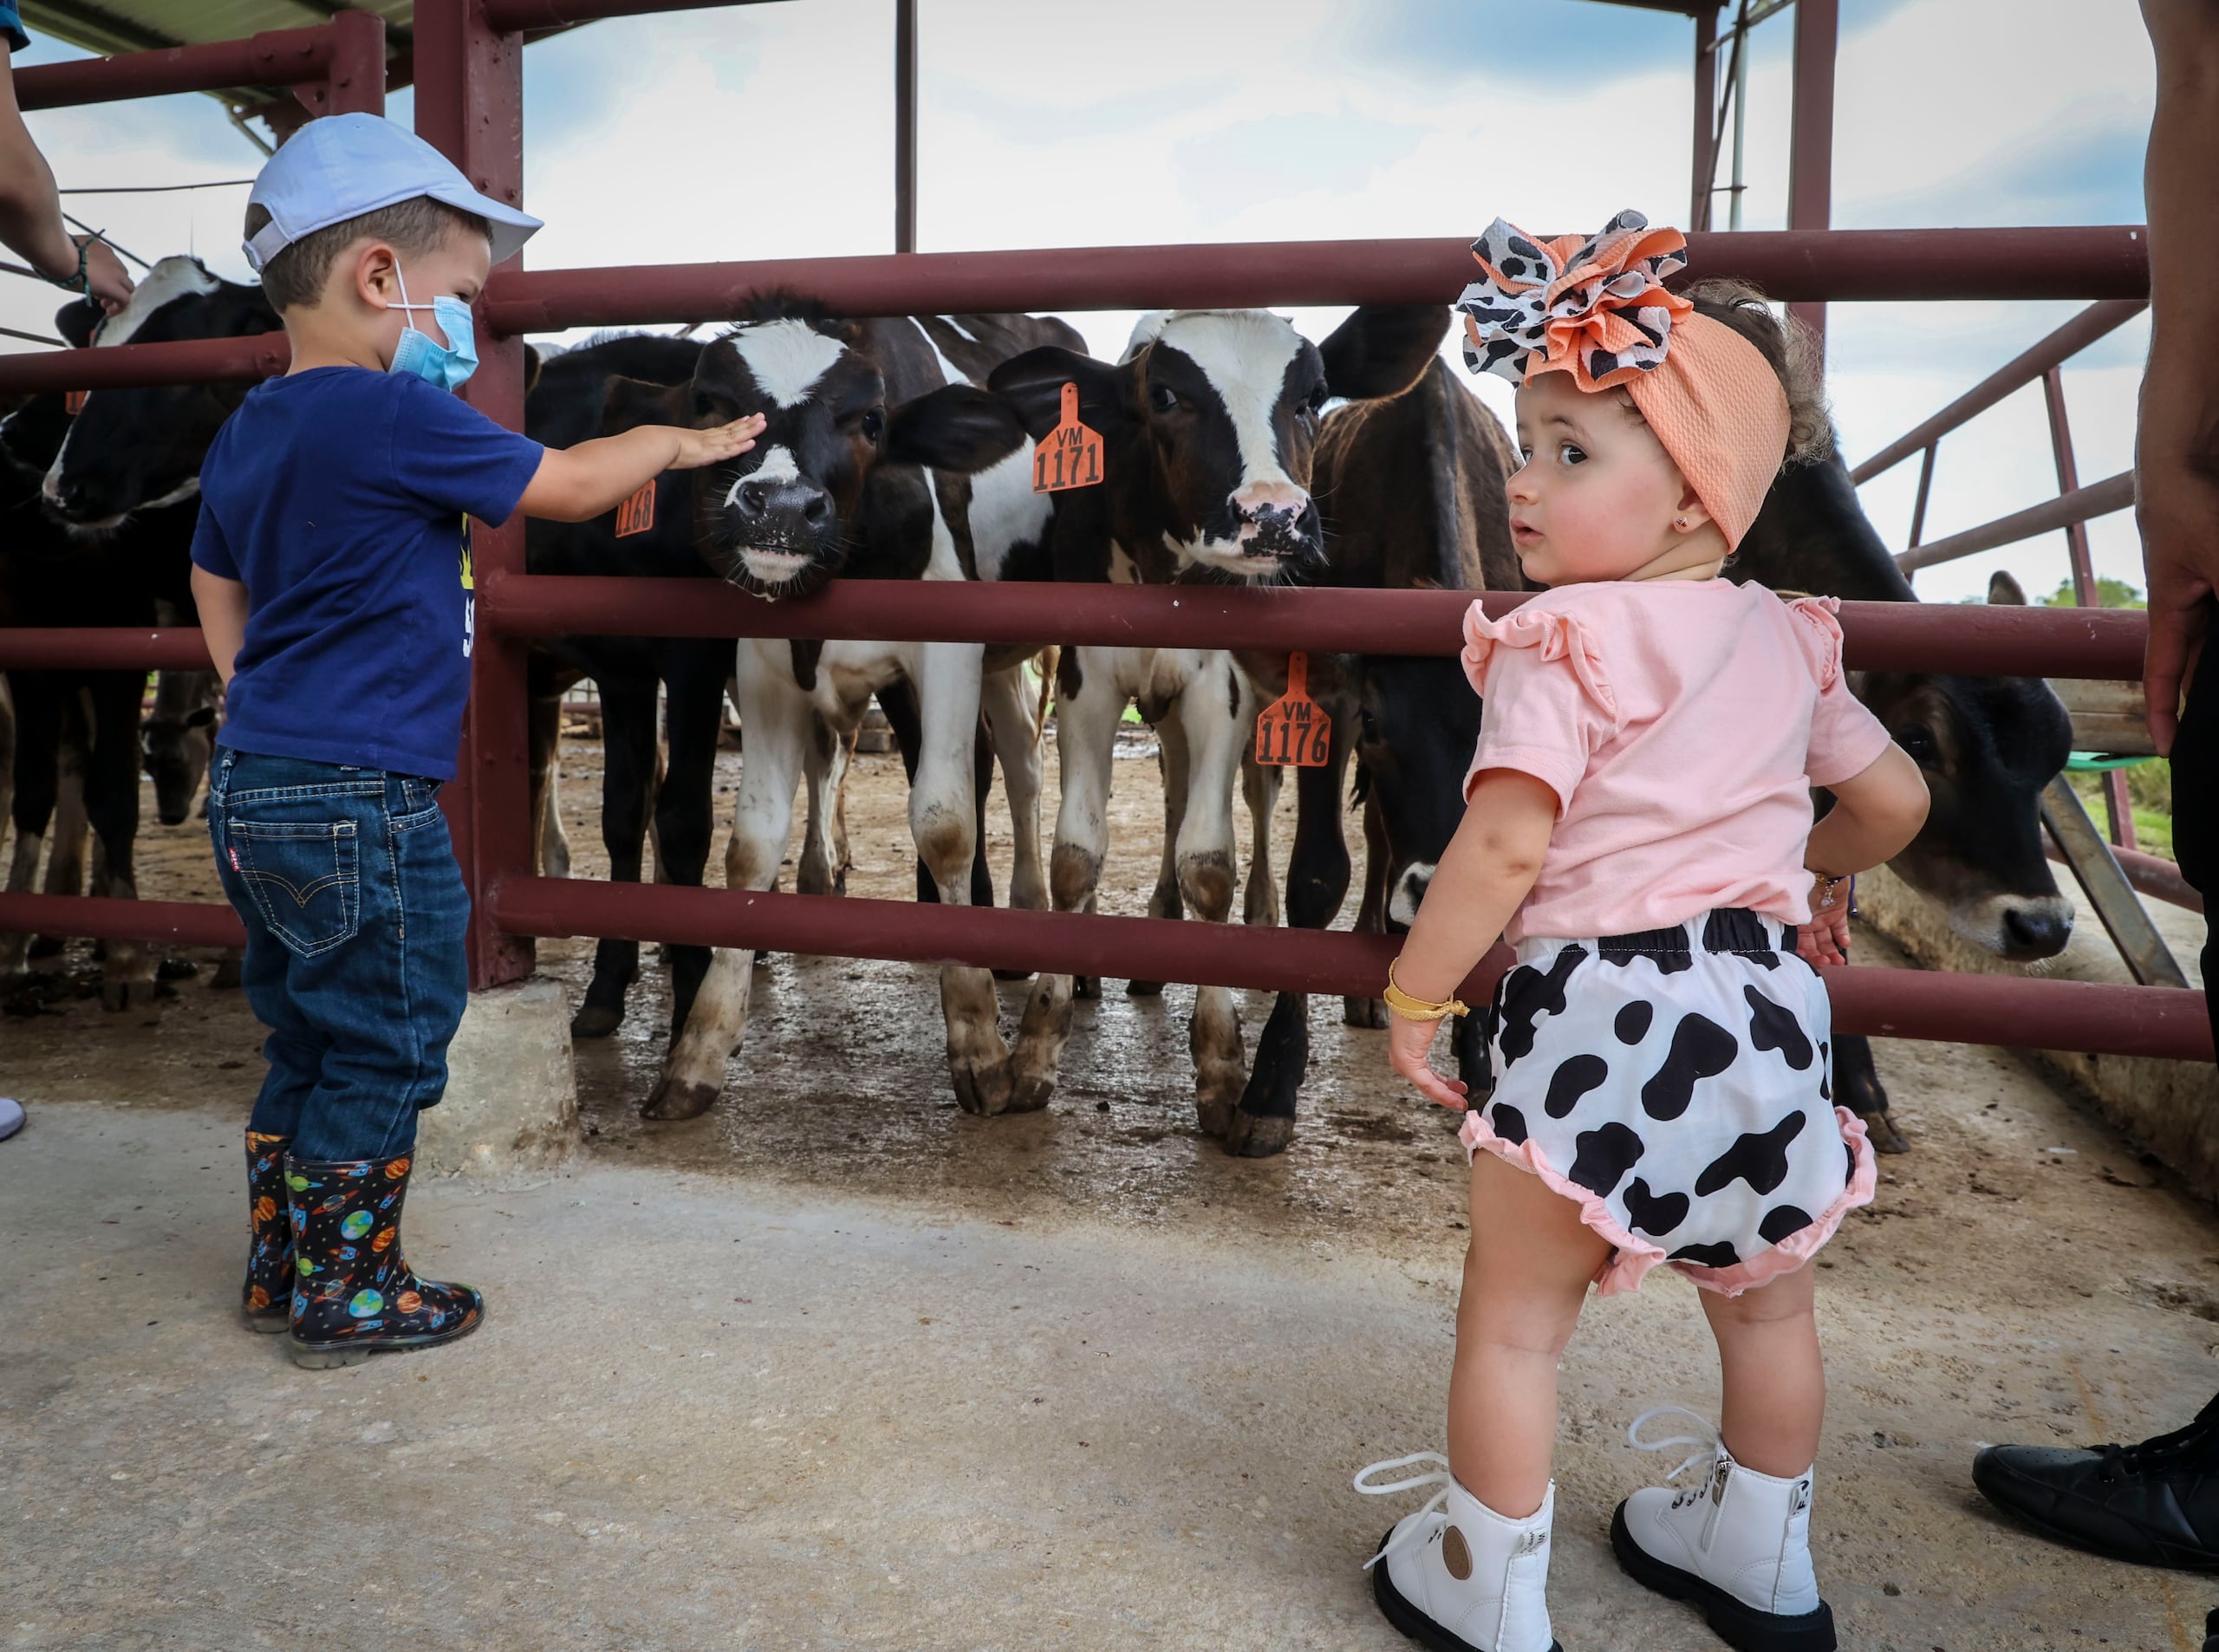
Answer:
[{"xmin": 0, "ymin": 1, "xmax": 2203, "ymax": 1065}]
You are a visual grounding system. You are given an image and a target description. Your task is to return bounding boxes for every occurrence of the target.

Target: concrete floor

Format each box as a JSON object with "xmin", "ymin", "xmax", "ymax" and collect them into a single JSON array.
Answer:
[{"xmin": 5, "ymin": 1072, "xmax": 2219, "ymax": 1652}]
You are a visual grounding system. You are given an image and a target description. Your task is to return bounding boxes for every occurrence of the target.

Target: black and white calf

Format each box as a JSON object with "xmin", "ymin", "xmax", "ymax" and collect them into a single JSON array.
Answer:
[
  {"xmin": 596, "ymin": 301, "xmax": 1040, "ymax": 1119},
  {"xmin": 984, "ymin": 305, "xmax": 1450, "ymax": 1140}
]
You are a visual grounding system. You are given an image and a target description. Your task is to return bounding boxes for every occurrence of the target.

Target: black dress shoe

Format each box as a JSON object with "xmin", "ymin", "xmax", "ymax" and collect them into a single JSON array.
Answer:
[{"xmin": 1973, "ymin": 1394, "xmax": 2219, "ymax": 1571}]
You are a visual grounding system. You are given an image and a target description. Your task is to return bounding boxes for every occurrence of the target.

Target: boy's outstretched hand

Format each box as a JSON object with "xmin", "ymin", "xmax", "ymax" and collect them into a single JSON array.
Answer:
[
  {"xmin": 668, "ymin": 413, "xmax": 766, "ymax": 470},
  {"xmin": 1388, "ymin": 1012, "xmax": 1469, "ymax": 1112}
]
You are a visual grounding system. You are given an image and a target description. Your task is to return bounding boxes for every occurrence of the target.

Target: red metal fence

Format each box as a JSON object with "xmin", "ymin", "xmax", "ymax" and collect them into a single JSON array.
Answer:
[{"xmin": 0, "ymin": 1, "xmax": 2205, "ymax": 1066}]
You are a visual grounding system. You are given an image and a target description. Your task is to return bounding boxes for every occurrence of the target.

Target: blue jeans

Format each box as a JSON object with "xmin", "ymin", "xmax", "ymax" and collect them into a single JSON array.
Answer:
[{"xmin": 208, "ymin": 747, "xmax": 470, "ymax": 1162}]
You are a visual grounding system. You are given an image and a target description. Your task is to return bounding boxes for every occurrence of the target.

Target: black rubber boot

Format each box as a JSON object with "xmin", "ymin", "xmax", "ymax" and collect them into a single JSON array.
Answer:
[
  {"xmin": 241, "ymin": 1130, "xmax": 294, "ymax": 1333},
  {"xmin": 284, "ymin": 1152, "xmax": 485, "ymax": 1370},
  {"xmin": 1973, "ymin": 1394, "xmax": 2219, "ymax": 1571}
]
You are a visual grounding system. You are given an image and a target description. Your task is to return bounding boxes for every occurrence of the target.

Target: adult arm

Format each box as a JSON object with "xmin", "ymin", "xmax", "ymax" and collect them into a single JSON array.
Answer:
[
  {"xmin": 517, "ymin": 413, "xmax": 766, "ymax": 524},
  {"xmin": 0, "ymin": 45, "xmax": 133, "ymax": 311},
  {"xmin": 2139, "ymin": 0, "xmax": 2219, "ymax": 753},
  {"xmin": 191, "ymin": 566, "xmax": 249, "ymax": 688},
  {"xmin": 1383, "ymin": 768, "xmax": 1558, "ymax": 1110}
]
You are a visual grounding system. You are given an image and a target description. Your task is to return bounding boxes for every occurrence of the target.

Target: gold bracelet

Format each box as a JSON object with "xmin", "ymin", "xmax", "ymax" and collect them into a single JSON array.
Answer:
[{"xmin": 1382, "ymin": 960, "xmax": 1468, "ymax": 1022}]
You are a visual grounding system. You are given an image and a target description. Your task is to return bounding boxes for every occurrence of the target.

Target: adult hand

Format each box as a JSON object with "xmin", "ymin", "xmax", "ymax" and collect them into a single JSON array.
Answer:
[
  {"xmin": 77, "ymin": 234, "xmax": 132, "ymax": 314},
  {"xmin": 1387, "ymin": 1012, "xmax": 1468, "ymax": 1111},
  {"xmin": 2141, "ymin": 465, "xmax": 2219, "ymax": 756}
]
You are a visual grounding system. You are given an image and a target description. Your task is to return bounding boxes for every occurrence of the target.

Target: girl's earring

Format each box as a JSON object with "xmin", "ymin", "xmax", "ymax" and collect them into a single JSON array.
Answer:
[{"xmin": 1674, "ymin": 516, "xmax": 1689, "ymax": 530}]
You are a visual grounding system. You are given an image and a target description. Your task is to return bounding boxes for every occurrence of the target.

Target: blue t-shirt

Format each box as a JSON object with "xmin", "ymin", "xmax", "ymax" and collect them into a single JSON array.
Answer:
[
  {"xmin": 3, "ymin": 8, "xmax": 29, "ymax": 52},
  {"xmin": 191, "ymin": 368, "xmax": 543, "ymax": 780}
]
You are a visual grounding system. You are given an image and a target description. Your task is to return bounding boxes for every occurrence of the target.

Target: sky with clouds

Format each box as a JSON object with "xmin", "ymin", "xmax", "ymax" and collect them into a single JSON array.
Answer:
[{"xmin": 3, "ymin": 0, "xmax": 2155, "ymax": 606}]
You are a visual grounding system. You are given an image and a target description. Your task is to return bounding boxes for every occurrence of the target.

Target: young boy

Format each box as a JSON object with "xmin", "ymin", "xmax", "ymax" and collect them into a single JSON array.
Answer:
[{"xmin": 192, "ymin": 113, "xmax": 763, "ymax": 1370}]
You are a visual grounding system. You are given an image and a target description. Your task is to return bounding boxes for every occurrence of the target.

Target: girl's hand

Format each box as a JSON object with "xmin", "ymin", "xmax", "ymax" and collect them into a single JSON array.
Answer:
[
  {"xmin": 669, "ymin": 413, "xmax": 767, "ymax": 470},
  {"xmin": 1388, "ymin": 1012, "xmax": 1469, "ymax": 1111},
  {"xmin": 1797, "ymin": 873, "xmax": 1852, "ymax": 966}
]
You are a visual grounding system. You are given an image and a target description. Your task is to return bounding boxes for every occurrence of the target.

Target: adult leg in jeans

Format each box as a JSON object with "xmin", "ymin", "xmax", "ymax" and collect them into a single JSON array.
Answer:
[{"xmin": 1970, "ymin": 659, "xmax": 2219, "ymax": 1571}]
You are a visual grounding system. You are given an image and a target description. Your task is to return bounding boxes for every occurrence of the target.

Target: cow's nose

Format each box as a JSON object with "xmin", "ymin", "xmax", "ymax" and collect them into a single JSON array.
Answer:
[
  {"xmin": 1230, "ymin": 481, "xmax": 1311, "ymax": 527},
  {"xmin": 1387, "ymin": 863, "xmax": 1435, "ymax": 927},
  {"xmin": 732, "ymin": 478, "xmax": 830, "ymax": 530},
  {"xmin": 2002, "ymin": 904, "xmax": 2073, "ymax": 958}
]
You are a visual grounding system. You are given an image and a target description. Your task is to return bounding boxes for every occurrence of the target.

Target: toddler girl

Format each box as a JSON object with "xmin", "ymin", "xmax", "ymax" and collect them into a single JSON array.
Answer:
[{"xmin": 1355, "ymin": 212, "xmax": 1929, "ymax": 1652}]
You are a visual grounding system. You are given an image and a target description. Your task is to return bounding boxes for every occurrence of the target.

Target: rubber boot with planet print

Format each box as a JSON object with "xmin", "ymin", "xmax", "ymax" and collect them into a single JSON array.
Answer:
[
  {"xmin": 283, "ymin": 1153, "xmax": 485, "ymax": 1369},
  {"xmin": 240, "ymin": 1131, "xmax": 296, "ymax": 1334}
]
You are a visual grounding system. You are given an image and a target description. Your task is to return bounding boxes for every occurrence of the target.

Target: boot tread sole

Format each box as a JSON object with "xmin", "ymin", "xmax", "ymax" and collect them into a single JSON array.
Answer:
[
  {"xmin": 1370, "ymin": 1528, "xmax": 1563, "ymax": 1652},
  {"xmin": 287, "ymin": 1303, "xmax": 485, "ymax": 1369},
  {"xmin": 1611, "ymin": 1503, "xmax": 1836, "ymax": 1652}
]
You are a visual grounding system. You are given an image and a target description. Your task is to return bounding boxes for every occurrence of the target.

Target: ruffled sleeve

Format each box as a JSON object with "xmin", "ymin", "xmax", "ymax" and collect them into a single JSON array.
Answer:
[
  {"xmin": 1461, "ymin": 597, "xmax": 1621, "ymax": 813},
  {"xmin": 1786, "ymin": 595, "xmax": 1894, "ymax": 788}
]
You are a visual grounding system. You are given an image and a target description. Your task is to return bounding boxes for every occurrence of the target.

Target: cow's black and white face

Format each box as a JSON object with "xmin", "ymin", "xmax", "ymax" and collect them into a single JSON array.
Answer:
[
  {"xmin": 34, "ymin": 257, "xmax": 275, "ymax": 534},
  {"xmin": 1348, "ymin": 654, "xmax": 1487, "ymax": 929},
  {"xmin": 691, "ymin": 320, "xmax": 884, "ymax": 595},
  {"xmin": 1125, "ymin": 309, "xmax": 1328, "ymax": 580}
]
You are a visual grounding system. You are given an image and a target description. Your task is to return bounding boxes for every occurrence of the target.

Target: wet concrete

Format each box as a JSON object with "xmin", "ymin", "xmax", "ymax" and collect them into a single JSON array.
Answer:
[{"xmin": 4, "ymin": 739, "xmax": 2219, "ymax": 1649}]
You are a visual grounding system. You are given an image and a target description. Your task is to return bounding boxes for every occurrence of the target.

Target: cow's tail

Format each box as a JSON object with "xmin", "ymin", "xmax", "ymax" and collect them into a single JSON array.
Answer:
[{"xmin": 1031, "ymin": 647, "xmax": 1057, "ymax": 748}]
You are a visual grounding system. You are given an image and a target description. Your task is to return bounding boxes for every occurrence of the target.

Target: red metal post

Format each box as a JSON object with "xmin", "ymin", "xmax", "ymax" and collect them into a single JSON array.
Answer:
[
  {"xmin": 2043, "ymin": 364, "xmax": 2137, "ymax": 847},
  {"xmin": 1690, "ymin": 6, "xmax": 1718, "ymax": 231},
  {"xmin": 316, "ymin": 9, "xmax": 389, "ymax": 118},
  {"xmin": 416, "ymin": 0, "xmax": 536, "ymax": 991},
  {"xmin": 12, "ymin": 26, "xmax": 338, "ymax": 109},
  {"xmin": 895, "ymin": 0, "xmax": 918, "ymax": 254},
  {"xmin": 1785, "ymin": 0, "xmax": 1838, "ymax": 348},
  {"xmin": 1907, "ymin": 444, "xmax": 1936, "ymax": 550}
]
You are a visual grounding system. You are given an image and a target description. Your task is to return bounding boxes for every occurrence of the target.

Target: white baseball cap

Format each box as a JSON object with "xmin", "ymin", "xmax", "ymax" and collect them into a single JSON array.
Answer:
[{"xmin": 244, "ymin": 112, "xmax": 543, "ymax": 274}]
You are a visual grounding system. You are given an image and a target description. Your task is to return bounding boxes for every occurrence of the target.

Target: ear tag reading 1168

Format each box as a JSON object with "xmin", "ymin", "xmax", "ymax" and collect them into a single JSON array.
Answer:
[
  {"xmin": 1031, "ymin": 381, "xmax": 1103, "ymax": 493},
  {"xmin": 614, "ymin": 478, "xmax": 656, "ymax": 537},
  {"xmin": 1256, "ymin": 652, "xmax": 1331, "ymax": 768}
]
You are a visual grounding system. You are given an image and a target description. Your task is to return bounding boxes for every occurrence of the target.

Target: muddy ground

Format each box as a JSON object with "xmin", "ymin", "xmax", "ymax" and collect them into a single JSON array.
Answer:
[{"xmin": 6, "ymin": 732, "xmax": 2219, "ymax": 1650}]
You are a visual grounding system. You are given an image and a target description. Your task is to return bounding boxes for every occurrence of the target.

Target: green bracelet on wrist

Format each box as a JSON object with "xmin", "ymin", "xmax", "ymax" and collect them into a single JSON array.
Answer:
[{"xmin": 42, "ymin": 233, "xmax": 96, "ymax": 295}]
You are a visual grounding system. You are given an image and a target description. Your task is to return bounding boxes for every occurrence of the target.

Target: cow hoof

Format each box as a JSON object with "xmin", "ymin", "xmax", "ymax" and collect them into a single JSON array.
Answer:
[
  {"xmin": 1073, "ymin": 974, "xmax": 1101, "ymax": 1001},
  {"xmin": 157, "ymin": 956, "xmax": 199, "ymax": 982},
  {"xmin": 1224, "ymin": 1110, "xmax": 1295, "ymax": 1158},
  {"xmin": 209, "ymin": 958, "xmax": 244, "ymax": 991},
  {"xmin": 570, "ymin": 1002, "xmax": 626, "ymax": 1039},
  {"xmin": 101, "ymin": 978, "xmax": 159, "ymax": 1013},
  {"xmin": 951, "ymin": 1057, "xmax": 1018, "ymax": 1116},
  {"xmin": 1126, "ymin": 979, "xmax": 1166, "ymax": 998},
  {"xmin": 1195, "ymin": 1095, "xmax": 1237, "ymax": 1139},
  {"xmin": 1343, "ymin": 995, "xmax": 1389, "ymax": 1030},
  {"xmin": 1863, "ymin": 1109, "xmax": 1911, "ymax": 1154},
  {"xmin": 641, "ymin": 1077, "xmax": 719, "ymax": 1122},
  {"xmin": 29, "ymin": 935, "xmax": 64, "ymax": 961}
]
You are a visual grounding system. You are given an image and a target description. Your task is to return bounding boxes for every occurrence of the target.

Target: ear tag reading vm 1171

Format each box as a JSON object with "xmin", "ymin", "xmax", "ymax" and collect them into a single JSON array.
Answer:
[
  {"xmin": 1256, "ymin": 652, "xmax": 1331, "ymax": 768},
  {"xmin": 1031, "ymin": 381, "xmax": 1103, "ymax": 493}
]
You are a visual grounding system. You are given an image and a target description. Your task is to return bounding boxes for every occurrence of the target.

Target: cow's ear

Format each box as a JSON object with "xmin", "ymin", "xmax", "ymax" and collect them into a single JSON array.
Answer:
[
  {"xmin": 1318, "ymin": 305, "xmax": 1450, "ymax": 402},
  {"xmin": 185, "ymin": 706, "xmax": 217, "ymax": 729},
  {"xmin": 598, "ymin": 375, "xmax": 689, "ymax": 437},
  {"xmin": 522, "ymin": 344, "xmax": 544, "ymax": 400},
  {"xmin": 884, "ymin": 383, "xmax": 1027, "ymax": 474},
  {"xmin": 987, "ymin": 347, "xmax": 1130, "ymax": 443},
  {"xmin": 1988, "ymin": 570, "xmax": 2027, "ymax": 607},
  {"xmin": 54, "ymin": 299, "xmax": 101, "ymax": 349}
]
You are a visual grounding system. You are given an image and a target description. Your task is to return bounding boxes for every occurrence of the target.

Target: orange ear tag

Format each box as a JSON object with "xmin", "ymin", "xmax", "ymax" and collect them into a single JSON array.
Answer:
[
  {"xmin": 64, "ymin": 391, "xmax": 87, "ymax": 415},
  {"xmin": 1255, "ymin": 652, "xmax": 1331, "ymax": 768},
  {"xmin": 614, "ymin": 478, "xmax": 656, "ymax": 537},
  {"xmin": 1031, "ymin": 381, "xmax": 1104, "ymax": 493}
]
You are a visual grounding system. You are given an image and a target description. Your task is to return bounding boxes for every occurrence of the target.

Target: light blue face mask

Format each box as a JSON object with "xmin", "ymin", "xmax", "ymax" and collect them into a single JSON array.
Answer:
[{"xmin": 387, "ymin": 264, "xmax": 478, "ymax": 393}]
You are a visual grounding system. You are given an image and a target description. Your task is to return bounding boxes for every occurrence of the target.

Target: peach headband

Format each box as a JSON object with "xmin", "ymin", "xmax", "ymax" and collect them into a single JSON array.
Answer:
[{"xmin": 1455, "ymin": 210, "xmax": 1791, "ymax": 550}]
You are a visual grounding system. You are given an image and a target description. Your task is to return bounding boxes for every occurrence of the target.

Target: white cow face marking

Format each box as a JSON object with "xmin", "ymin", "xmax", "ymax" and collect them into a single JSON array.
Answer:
[{"xmin": 1134, "ymin": 310, "xmax": 1328, "ymax": 582}]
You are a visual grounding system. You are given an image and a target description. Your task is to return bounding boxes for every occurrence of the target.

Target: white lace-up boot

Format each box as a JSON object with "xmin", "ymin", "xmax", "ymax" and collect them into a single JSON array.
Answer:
[
  {"xmin": 1611, "ymin": 1408, "xmax": 1837, "ymax": 1652},
  {"xmin": 1354, "ymin": 1453, "xmax": 1562, "ymax": 1652}
]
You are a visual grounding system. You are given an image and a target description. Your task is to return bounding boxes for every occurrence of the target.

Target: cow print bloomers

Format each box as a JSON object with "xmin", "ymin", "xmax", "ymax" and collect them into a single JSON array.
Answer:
[{"xmin": 1464, "ymin": 907, "xmax": 1876, "ymax": 1296}]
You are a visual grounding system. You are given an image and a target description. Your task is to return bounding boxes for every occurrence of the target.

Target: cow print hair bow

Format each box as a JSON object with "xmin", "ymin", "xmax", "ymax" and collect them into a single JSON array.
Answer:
[{"xmin": 1455, "ymin": 208, "xmax": 1692, "ymax": 391}]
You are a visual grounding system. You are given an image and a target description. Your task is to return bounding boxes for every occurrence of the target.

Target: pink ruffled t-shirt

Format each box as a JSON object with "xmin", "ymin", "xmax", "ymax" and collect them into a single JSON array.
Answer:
[{"xmin": 1461, "ymin": 579, "xmax": 1894, "ymax": 943}]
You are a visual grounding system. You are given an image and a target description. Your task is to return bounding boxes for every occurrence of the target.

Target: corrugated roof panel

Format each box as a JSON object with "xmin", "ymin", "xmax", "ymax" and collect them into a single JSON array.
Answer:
[{"xmin": 18, "ymin": 2, "xmax": 413, "ymax": 56}]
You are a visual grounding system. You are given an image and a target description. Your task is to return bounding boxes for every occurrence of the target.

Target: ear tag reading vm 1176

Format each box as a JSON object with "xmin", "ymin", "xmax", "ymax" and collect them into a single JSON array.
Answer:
[
  {"xmin": 1031, "ymin": 381, "xmax": 1104, "ymax": 493},
  {"xmin": 1256, "ymin": 652, "xmax": 1331, "ymax": 768},
  {"xmin": 615, "ymin": 478, "xmax": 655, "ymax": 537}
]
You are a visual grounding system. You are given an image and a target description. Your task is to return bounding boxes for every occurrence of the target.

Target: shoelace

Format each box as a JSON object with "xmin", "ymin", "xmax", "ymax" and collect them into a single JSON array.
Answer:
[
  {"xmin": 2099, "ymin": 1417, "xmax": 2216, "ymax": 1481},
  {"xmin": 1628, "ymin": 1406, "xmax": 1727, "ymax": 1507},
  {"xmin": 1353, "ymin": 1451, "xmax": 1453, "ymax": 1571}
]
